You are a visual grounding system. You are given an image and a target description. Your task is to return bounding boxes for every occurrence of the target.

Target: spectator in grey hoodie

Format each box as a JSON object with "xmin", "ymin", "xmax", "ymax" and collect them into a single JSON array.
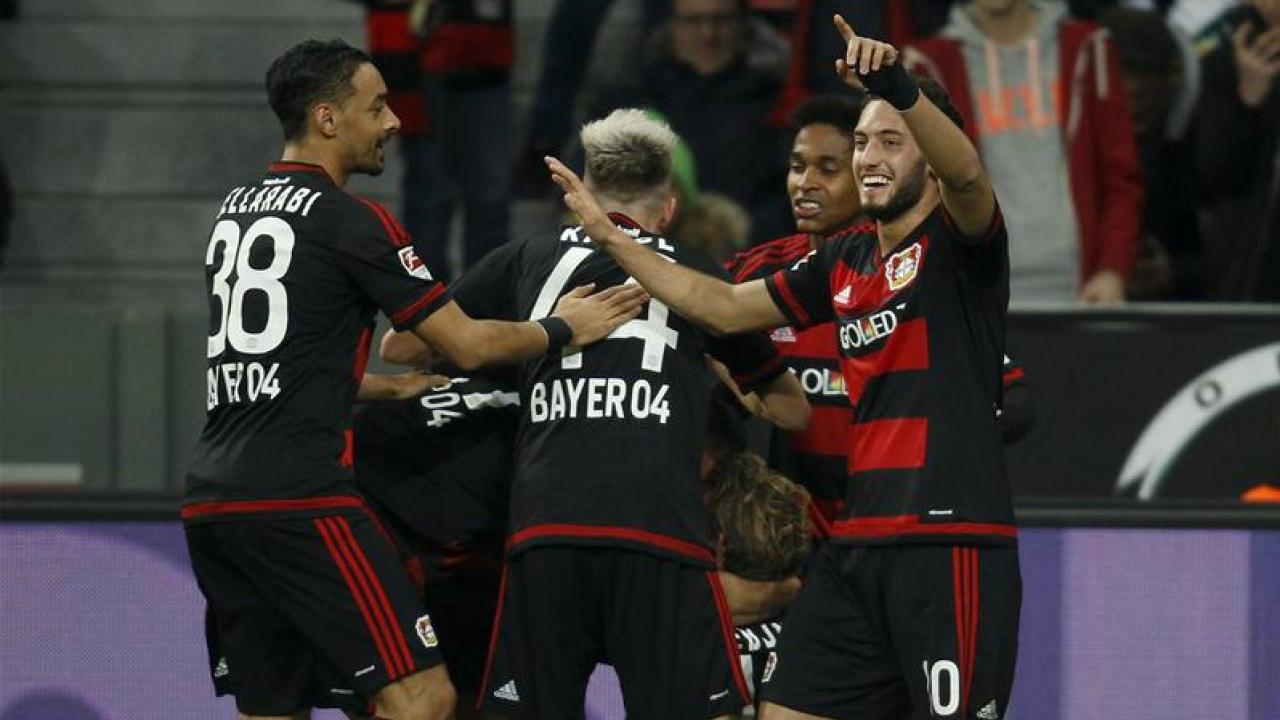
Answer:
[{"xmin": 904, "ymin": 0, "xmax": 1144, "ymax": 305}]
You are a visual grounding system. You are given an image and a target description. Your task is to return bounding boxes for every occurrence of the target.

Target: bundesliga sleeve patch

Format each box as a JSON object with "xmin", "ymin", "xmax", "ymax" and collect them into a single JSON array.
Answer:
[{"xmin": 398, "ymin": 246, "xmax": 433, "ymax": 280}]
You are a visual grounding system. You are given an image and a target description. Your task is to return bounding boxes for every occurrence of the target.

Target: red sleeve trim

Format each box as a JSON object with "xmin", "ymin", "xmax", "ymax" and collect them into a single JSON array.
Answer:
[
  {"xmin": 181, "ymin": 495, "xmax": 365, "ymax": 520},
  {"xmin": 390, "ymin": 283, "xmax": 448, "ymax": 327},
  {"xmin": 941, "ymin": 202, "xmax": 1005, "ymax": 245},
  {"xmin": 731, "ymin": 354, "xmax": 786, "ymax": 392},
  {"xmin": 506, "ymin": 524, "xmax": 716, "ymax": 564},
  {"xmin": 768, "ymin": 270, "xmax": 813, "ymax": 328}
]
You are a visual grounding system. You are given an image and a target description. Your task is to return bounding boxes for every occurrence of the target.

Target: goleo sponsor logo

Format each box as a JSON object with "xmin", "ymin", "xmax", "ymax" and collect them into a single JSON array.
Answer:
[
  {"xmin": 797, "ymin": 367, "xmax": 846, "ymax": 397},
  {"xmin": 839, "ymin": 309, "xmax": 898, "ymax": 350}
]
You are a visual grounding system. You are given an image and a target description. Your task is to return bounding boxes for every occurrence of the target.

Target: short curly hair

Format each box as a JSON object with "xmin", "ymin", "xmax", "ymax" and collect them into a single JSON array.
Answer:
[{"xmin": 705, "ymin": 453, "xmax": 813, "ymax": 581}]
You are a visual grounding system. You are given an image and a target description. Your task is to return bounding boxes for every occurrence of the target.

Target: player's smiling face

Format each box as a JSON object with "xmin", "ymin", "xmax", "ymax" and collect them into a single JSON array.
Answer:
[
  {"xmin": 853, "ymin": 100, "xmax": 928, "ymax": 223},
  {"xmin": 787, "ymin": 123, "xmax": 861, "ymax": 236},
  {"xmin": 338, "ymin": 62, "xmax": 399, "ymax": 177}
]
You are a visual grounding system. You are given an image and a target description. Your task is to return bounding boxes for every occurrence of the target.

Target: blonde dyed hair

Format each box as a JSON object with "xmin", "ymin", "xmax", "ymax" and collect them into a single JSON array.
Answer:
[{"xmin": 580, "ymin": 108, "xmax": 678, "ymax": 206}]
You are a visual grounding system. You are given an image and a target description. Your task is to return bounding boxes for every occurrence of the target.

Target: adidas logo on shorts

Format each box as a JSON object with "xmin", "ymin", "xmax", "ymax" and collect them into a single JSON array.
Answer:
[
  {"xmin": 493, "ymin": 680, "xmax": 520, "ymax": 702},
  {"xmin": 976, "ymin": 700, "xmax": 999, "ymax": 719}
]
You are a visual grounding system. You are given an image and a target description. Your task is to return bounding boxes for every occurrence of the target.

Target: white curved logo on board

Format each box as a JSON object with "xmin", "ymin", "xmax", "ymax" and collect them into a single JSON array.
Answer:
[{"xmin": 1116, "ymin": 342, "xmax": 1280, "ymax": 499}]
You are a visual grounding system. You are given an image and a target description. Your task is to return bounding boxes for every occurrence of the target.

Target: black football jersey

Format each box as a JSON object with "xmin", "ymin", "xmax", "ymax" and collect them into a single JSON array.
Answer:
[
  {"xmin": 353, "ymin": 374, "xmax": 519, "ymax": 551},
  {"xmin": 735, "ymin": 618, "xmax": 783, "ymax": 711},
  {"xmin": 183, "ymin": 162, "xmax": 451, "ymax": 521},
  {"xmin": 764, "ymin": 204, "xmax": 1014, "ymax": 545},
  {"xmin": 452, "ymin": 214, "xmax": 786, "ymax": 566}
]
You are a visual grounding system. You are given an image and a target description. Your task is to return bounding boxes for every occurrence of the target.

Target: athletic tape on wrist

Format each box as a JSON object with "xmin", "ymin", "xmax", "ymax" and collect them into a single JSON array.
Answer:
[{"xmin": 537, "ymin": 317, "xmax": 574, "ymax": 355}]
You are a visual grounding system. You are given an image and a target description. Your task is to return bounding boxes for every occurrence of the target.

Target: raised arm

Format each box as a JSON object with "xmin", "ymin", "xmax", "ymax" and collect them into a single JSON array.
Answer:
[
  {"xmin": 833, "ymin": 15, "xmax": 996, "ymax": 240},
  {"xmin": 545, "ymin": 157, "xmax": 788, "ymax": 336}
]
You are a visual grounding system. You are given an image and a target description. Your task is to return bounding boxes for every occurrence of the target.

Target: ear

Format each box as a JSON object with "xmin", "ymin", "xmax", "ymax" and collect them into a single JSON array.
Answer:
[
  {"xmin": 657, "ymin": 193, "xmax": 680, "ymax": 233},
  {"xmin": 313, "ymin": 102, "xmax": 339, "ymax": 139}
]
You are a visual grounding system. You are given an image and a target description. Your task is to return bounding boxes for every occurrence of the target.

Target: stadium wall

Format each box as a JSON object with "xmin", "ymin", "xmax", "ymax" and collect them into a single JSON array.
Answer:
[{"xmin": 0, "ymin": 516, "xmax": 1275, "ymax": 720}]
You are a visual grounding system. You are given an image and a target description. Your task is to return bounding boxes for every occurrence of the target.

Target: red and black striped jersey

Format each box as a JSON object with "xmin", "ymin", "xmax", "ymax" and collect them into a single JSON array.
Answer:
[
  {"xmin": 764, "ymin": 204, "xmax": 1014, "ymax": 545},
  {"xmin": 452, "ymin": 214, "xmax": 787, "ymax": 567},
  {"xmin": 183, "ymin": 162, "xmax": 451, "ymax": 521},
  {"xmin": 725, "ymin": 230, "xmax": 875, "ymax": 533}
]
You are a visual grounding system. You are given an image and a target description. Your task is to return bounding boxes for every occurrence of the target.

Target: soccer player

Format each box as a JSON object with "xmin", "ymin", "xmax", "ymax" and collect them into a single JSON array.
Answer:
[
  {"xmin": 434, "ymin": 108, "xmax": 808, "ymax": 720},
  {"xmin": 353, "ymin": 372, "xmax": 519, "ymax": 719},
  {"xmin": 726, "ymin": 93, "xmax": 866, "ymax": 535},
  {"xmin": 545, "ymin": 15, "xmax": 1020, "ymax": 720},
  {"xmin": 704, "ymin": 452, "xmax": 814, "ymax": 715},
  {"xmin": 182, "ymin": 39, "xmax": 644, "ymax": 720}
]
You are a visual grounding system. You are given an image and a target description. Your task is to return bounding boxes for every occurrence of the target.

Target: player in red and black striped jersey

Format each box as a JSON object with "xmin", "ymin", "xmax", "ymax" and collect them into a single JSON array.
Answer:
[
  {"xmin": 545, "ymin": 16, "xmax": 1021, "ymax": 719},
  {"xmin": 727, "ymin": 93, "xmax": 867, "ymax": 534},
  {"xmin": 383, "ymin": 108, "xmax": 809, "ymax": 720},
  {"xmin": 182, "ymin": 40, "xmax": 645, "ymax": 720}
]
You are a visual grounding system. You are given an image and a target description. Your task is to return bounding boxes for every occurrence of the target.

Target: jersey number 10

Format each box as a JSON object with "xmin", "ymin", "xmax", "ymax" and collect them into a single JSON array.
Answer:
[{"xmin": 205, "ymin": 218, "xmax": 295, "ymax": 359}]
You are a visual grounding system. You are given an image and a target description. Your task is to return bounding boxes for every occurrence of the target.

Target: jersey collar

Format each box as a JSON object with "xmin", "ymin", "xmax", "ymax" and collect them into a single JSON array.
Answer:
[
  {"xmin": 607, "ymin": 212, "xmax": 650, "ymax": 234},
  {"xmin": 267, "ymin": 161, "xmax": 336, "ymax": 185}
]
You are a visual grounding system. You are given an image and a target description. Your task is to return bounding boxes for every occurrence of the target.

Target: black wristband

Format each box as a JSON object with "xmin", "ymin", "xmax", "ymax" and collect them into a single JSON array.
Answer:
[
  {"xmin": 537, "ymin": 317, "xmax": 574, "ymax": 355},
  {"xmin": 862, "ymin": 62, "xmax": 920, "ymax": 112}
]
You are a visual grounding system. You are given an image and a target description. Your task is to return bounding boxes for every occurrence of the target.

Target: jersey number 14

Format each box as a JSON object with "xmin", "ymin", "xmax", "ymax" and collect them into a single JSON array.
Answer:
[{"xmin": 529, "ymin": 246, "xmax": 679, "ymax": 371}]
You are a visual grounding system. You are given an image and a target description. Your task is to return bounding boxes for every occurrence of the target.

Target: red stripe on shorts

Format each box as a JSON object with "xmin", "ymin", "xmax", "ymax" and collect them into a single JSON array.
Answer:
[
  {"xmin": 316, "ymin": 517, "xmax": 401, "ymax": 679},
  {"xmin": 333, "ymin": 517, "xmax": 416, "ymax": 678}
]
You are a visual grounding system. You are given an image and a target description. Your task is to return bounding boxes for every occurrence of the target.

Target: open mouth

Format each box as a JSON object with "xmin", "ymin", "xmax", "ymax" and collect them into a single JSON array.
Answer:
[
  {"xmin": 861, "ymin": 174, "xmax": 891, "ymax": 194},
  {"xmin": 793, "ymin": 198, "xmax": 823, "ymax": 219}
]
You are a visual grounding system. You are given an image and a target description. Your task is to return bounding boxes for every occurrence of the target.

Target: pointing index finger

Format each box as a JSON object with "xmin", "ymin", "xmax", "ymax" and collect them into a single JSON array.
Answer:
[{"xmin": 834, "ymin": 14, "xmax": 857, "ymax": 42}]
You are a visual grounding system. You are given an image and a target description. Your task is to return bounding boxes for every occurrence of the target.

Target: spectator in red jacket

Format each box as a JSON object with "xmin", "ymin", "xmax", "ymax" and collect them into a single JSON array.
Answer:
[{"xmin": 902, "ymin": 0, "xmax": 1144, "ymax": 304}]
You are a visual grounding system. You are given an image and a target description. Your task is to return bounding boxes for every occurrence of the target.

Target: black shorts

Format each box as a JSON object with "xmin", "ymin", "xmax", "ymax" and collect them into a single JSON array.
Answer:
[
  {"xmin": 185, "ymin": 511, "xmax": 445, "ymax": 716},
  {"xmin": 479, "ymin": 546, "xmax": 750, "ymax": 720},
  {"xmin": 417, "ymin": 545, "xmax": 503, "ymax": 697},
  {"xmin": 760, "ymin": 543, "xmax": 1021, "ymax": 720}
]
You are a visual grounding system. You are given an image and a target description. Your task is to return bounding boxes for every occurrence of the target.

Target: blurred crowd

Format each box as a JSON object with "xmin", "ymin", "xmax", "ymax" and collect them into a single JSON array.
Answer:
[{"xmin": 313, "ymin": 1, "xmax": 1273, "ymax": 302}]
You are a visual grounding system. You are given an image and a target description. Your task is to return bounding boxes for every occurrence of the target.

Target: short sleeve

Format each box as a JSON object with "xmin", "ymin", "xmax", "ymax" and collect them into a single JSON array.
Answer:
[
  {"xmin": 688, "ymin": 256, "xmax": 787, "ymax": 394},
  {"xmin": 763, "ymin": 243, "xmax": 837, "ymax": 330},
  {"xmin": 709, "ymin": 331, "xmax": 787, "ymax": 395},
  {"xmin": 340, "ymin": 198, "xmax": 452, "ymax": 330},
  {"xmin": 942, "ymin": 200, "xmax": 1009, "ymax": 283},
  {"xmin": 450, "ymin": 240, "xmax": 522, "ymax": 321}
]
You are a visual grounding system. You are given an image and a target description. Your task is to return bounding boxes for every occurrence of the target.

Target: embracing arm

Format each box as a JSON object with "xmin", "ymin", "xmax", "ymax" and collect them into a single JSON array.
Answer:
[
  {"xmin": 356, "ymin": 372, "xmax": 451, "ymax": 401},
  {"xmin": 401, "ymin": 283, "xmax": 647, "ymax": 371},
  {"xmin": 711, "ymin": 358, "xmax": 811, "ymax": 433}
]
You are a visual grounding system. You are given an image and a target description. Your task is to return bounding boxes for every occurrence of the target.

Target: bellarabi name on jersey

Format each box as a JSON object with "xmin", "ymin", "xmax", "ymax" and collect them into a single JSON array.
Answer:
[
  {"xmin": 529, "ymin": 377, "xmax": 672, "ymax": 424},
  {"xmin": 217, "ymin": 181, "xmax": 322, "ymax": 218}
]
